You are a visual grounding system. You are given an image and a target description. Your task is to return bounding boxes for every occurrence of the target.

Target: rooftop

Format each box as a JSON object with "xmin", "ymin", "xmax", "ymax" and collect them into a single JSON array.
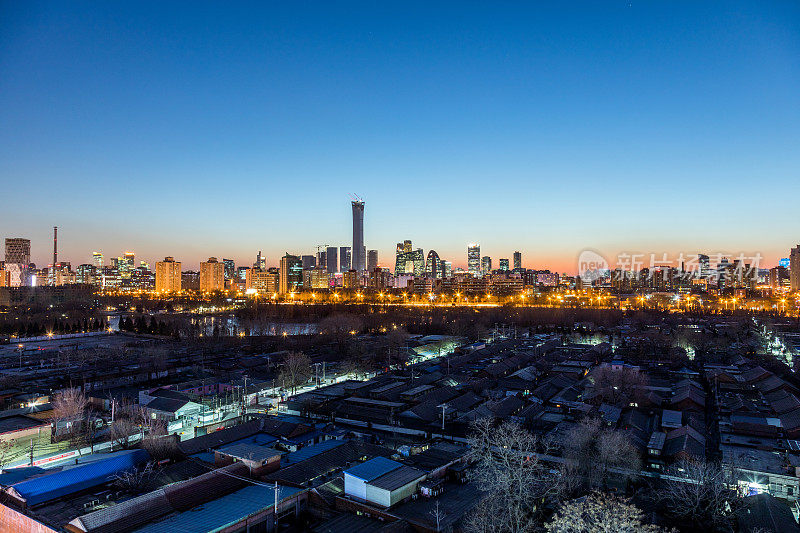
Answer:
[{"xmin": 344, "ymin": 457, "xmax": 402, "ymax": 482}]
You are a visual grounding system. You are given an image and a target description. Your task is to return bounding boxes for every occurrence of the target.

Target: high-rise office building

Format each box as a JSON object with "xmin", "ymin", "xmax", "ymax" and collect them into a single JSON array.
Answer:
[
  {"xmin": 499, "ymin": 258, "xmax": 510, "ymax": 271},
  {"xmin": 5, "ymin": 238, "xmax": 30, "ymax": 265},
  {"xmin": 790, "ymin": 245, "xmax": 800, "ymax": 292},
  {"xmin": 222, "ymin": 258, "xmax": 235, "ymax": 280},
  {"xmin": 317, "ymin": 250, "xmax": 327, "ymax": 270},
  {"xmin": 4, "ymin": 238, "xmax": 31, "ymax": 287},
  {"xmin": 698, "ymin": 254, "xmax": 711, "ymax": 278},
  {"xmin": 254, "ymin": 251, "xmax": 266, "ymax": 271},
  {"xmin": 92, "ymin": 252, "xmax": 103, "ymax": 268},
  {"xmin": 119, "ymin": 252, "xmax": 135, "ymax": 278},
  {"xmin": 481, "ymin": 256, "xmax": 492, "ymax": 276},
  {"xmin": 279, "ymin": 253, "xmax": 303, "ymax": 294},
  {"xmin": 343, "ymin": 269, "xmax": 360, "ymax": 289},
  {"xmin": 426, "ymin": 250, "xmax": 442, "ymax": 279},
  {"xmin": 200, "ymin": 257, "xmax": 225, "ymax": 291},
  {"xmin": 442, "ymin": 261, "xmax": 452, "ymax": 279},
  {"xmin": 468, "ymin": 244, "xmax": 480, "ymax": 276},
  {"xmin": 395, "ymin": 242, "xmax": 407, "ymax": 274},
  {"xmin": 513, "ymin": 251, "xmax": 522, "ymax": 270},
  {"xmin": 779, "ymin": 257, "xmax": 790, "ymax": 269},
  {"xmin": 352, "ymin": 200, "xmax": 365, "ymax": 271},
  {"xmin": 340, "ymin": 246, "xmax": 351, "ymax": 272},
  {"xmin": 155, "ymin": 257, "xmax": 182, "ymax": 292},
  {"xmin": 301, "ymin": 255, "xmax": 317, "ymax": 270},
  {"xmin": 326, "ymin": 246, "xmax": 338, "ymax": 273},
  {"xmin": 397, "ymin": 248, "xmax": 426, "ymax": 276},
  {"xmin": 367, "ymin": 249, "xmax": 378, "ymax": 271}
]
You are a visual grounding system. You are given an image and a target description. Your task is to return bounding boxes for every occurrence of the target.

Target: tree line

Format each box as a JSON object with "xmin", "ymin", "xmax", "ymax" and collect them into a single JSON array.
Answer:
[{"xmin": 0, "ymin": 317, "xmax": 107, "ymax": 338}]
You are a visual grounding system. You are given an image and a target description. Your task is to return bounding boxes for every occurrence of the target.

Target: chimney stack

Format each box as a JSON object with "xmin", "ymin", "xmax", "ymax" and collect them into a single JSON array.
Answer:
[{"xmin": 53, "ymin": 226, "xmax": 58, "ymax": 267}]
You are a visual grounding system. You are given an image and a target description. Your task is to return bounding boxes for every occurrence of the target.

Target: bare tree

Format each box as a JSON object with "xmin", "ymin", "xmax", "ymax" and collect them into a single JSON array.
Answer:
[
  {"xmin": 562, "ymin": 418, "xmax": 640, "ymax": 492},
  {"xmin": 546, "ymin": 492, "xmax": 666, "ymax": 533},
  {"xmin": 465, "ymin": 418, "xmax": 559, "ymax": 533},
  {"xmin": 278, "ymin": 351, "xmax": 312, "ymax": 394},
  {"xmin": 661, "ymin": 458, "xmax": 742, "ymax": 529},
  {"xmin": 109, "ymin": 417, "xmax": 139, "ymax": 450},
  {"xmin": 50, "ymin": 388, "xmax": 88, "ymax": 443},
  {"xmin": 588, "ymin": 366, "xmax": 647, "ymax": 407},
  {"xmin": 429, "ymin": 500, "xmax": 448, "ymax": 532},
  {"xmin": 140, "ymin": 434, "xmax": 179, "ymax": 461},
  {"xmin": 0, "ymin": 441, "xmax": 14, "ymax": 473},
  {"xmin": 113, "ymin": 460, "xmax": 160, "ymax": 494}
]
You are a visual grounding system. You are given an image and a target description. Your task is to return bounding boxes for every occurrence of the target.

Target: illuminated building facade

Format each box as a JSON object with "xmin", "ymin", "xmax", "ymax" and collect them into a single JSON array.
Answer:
[
  {"xmin": 222, "ymin": 258, "xmax": 235, "ymax": 280},
  {"xmin": 326, "ymin": 246, "xmax": 338, "ymax": 273},
  {"xmin": 791, "ymin": 245, "xmax": 800, "ymax": 292},
  {"xmin": 155, "ymin": 257, "xmax": 182, "ymax": 292},
  {"xmin": 200, "ymin": 257, "xmax": 225, "ymax": 291},
  {"xmin": 351, "ymin": 200, "xmax": 365, "ymax": 271},
  {"xmin": 425, "ymin": 250, "xmax": 442, "ymax": 279},
  {"xmin": 340, "ymin": 246, "xmax": 351, "ymax": 272},
  {"xmin": 367, "ymin": 249, "xmax": 378, "ymax": 271},
  {"xmin": 467, "ymin": 244, "xmax": 480, "ymax": 276},
  {"xmin": 279, "ymin": 254, "xmax": 302, "ymax": 294},
  {"xmin": 481, "ymin": 256, "xmax": 491, "ymax": 276}
]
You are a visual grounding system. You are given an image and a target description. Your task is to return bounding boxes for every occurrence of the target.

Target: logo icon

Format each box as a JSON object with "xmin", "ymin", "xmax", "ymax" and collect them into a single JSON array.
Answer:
[{"xmin": 577, "ymin": 250, "xmax": 609, "ymax": 284}]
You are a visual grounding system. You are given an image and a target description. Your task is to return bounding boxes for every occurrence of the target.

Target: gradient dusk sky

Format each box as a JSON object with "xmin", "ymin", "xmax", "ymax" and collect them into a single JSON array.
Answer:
[{"xmin": 1, "ymin": 2, "xmax": 798, "ymax": 273}]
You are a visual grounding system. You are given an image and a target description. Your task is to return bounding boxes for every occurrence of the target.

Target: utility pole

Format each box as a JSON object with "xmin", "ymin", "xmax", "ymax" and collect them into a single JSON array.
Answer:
[{"xmin": 274, "ymin": 481, "xmax": 280, "ymax": 529}]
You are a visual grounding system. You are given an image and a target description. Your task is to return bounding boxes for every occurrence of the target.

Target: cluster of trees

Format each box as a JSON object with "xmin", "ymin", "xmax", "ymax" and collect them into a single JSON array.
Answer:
[
  {"xmin": 465, "ymin": 418, "xmax": 743, "ymax": 533},
  {"xmin": 0, "ymin": 317, "xmax": 107, "ymax": 338},
  {"xmin": 119, "ymin": 315, "xmax": 179, "ymax": 337}
]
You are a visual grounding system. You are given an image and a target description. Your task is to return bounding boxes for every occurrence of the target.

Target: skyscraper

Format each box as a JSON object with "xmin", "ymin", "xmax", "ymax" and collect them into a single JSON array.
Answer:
[
  {"xmin": 790, "ymin": 245, "xmax": 800, "ymax": 292},
  {"xmin": 367, "ymin": 249, "xmax": 378, "ymax": 271},
  {"xmin": 5, "ymin": 238, "xmax": 30, "ymax": 265},
  {"xmin": 351, "ymin": 200, "xmax": 365, "ymax": 271},
  {"xmin": 254, "ymin": 251, "xmax": 266, "ymax": 271},
  {"xmin": 499, "ymin": 258, "xmax": 509, "ymax": 271},
  {"xmin": 442, "ymin": 260, "xmax": 452, "ymax": 279},
  {"xmin": 4, "ymin": 238, "xmax": 30, "ymax": 287},
  {"xmin": 222, "ymin": 258, "xmax": 235, "ymax": 280},
  {"xmin": 200, "ymin": 257, "xmax": 225, "ymax": 291},
  {"xmin": 426, "ymin": 250, "xmax": 442, "ymax": 279},
  {"xmin": 395, "ymin": 242, "xmax": 407, "ymax": 274},
  {"xmin": 513, "ymin": 251, "xmax": 522, "ymax": 270},
  {"xmin": 340, "ymin": 246, "xmax": 351, "ymax": 272},
  {"xmin": 92, "ymin": 252, "xmax": 103, "ymax": 268},
  {"xmin": 698, "ymin": 254, "xmax": 711, "ymax": 279},
  {"xmin": 155, "ymin": 257, "xmax": 181, "ymax": 292},
  {"xmin": 468, "ymin": 244, "xmax": 480, "ymax": 276},
  {"xmin": 279, "ymin": 253, "xmax": 302, "ymax": 294},
  {"xmin": 326, "ymin": 246, "xmax": 338, "ymax": 273},
  {"xmin": 481, "ymin": 256, "xmax": 492, "ymax": 275},
  {"xmin": 301, "ymin": 255, "xmax": 317, "ymax": 270}
]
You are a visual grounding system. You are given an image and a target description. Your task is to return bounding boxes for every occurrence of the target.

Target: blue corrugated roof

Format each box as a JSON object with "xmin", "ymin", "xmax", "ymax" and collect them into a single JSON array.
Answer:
[
  {"xmin": 284, "ymin": 439, "xmax": 344, "ymax": 465},
  {"xmin": 11, "ymin": 449, "xmax": 149, "ymax": 506},
  {"xmin": 133, "ymin": 484, "xmax": 303, "ymax": 533},
  {"xmin": 343, "ymin": 457, "xmax": 401, "ymax": 482},
  {"xmin": 0, "ymin": 466, "xmax": 49, "ymax": 486}
]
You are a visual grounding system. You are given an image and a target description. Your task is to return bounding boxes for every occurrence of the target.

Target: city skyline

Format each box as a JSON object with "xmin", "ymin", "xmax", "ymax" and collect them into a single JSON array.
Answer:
[
  {"xmin": 3, "ymin": 214, "xmax": 794, "ymax": 276},
  {"xmin": 2, "ymin": 3, "xmax": 799, "ymax": 272}
]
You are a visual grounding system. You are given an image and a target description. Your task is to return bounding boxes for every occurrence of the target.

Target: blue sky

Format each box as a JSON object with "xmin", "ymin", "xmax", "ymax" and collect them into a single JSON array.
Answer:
[{"xmin": 1, "ymin": 1, "xmax": 798, "ymax": 272}]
